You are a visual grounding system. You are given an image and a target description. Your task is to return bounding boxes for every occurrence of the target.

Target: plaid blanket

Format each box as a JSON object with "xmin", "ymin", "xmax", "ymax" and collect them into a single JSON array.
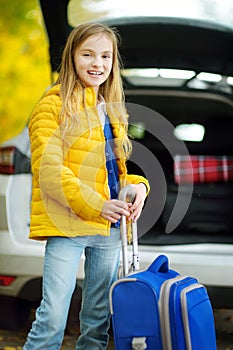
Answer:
[{"xmin": 174, "ymin": 155, "xmax": 233, "ymax": 184}]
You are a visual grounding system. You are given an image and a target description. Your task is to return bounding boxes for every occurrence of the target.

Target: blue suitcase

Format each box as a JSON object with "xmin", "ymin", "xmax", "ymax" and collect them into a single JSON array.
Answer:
[{"xmin": 109, "ymin": 187, "xmax": 217, "ymax": 350}]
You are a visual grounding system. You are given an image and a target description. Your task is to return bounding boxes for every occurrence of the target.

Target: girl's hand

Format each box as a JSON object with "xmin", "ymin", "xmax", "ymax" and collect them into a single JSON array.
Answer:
[
  {"xmin": 100, "ymin": 199, "xmax": 132, "ymax": 223},
  {"xmin": 128, "ymin": 183, "xmax": 147, "ymax": 222}
]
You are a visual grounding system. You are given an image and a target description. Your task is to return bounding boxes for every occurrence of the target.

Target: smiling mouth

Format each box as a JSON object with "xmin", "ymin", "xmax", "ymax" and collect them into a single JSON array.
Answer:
[{"xmin": 88, "ymin": 70, "xmax": 103, "ymax": 76}]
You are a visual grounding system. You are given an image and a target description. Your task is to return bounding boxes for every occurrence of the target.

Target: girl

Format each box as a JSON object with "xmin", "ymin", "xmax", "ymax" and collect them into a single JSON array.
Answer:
[{"xmin": 23, "ymin": 22, "xmax": 149, "ymax": 350}]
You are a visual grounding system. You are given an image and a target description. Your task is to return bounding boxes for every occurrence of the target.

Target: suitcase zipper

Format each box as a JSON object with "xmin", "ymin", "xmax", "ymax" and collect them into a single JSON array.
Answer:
[
  {"xmin": 180, "ymin": 283, "xmax": 204, "ymax": 350},
  {"xmin": 158, "ymin": 275, "xmax": 189, "ymax": 350}
]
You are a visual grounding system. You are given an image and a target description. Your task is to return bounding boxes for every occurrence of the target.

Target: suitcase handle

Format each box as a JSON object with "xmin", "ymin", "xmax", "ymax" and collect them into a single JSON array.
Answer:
[
  {"xmin": 148, "ymin": 255, "xmax": 169, "ymax": 273},
  {"xmin": 118, "ymin": 185, "xmax": 138, "ymax": 277},
  {"xmin": 118, "ymin": 184, "xmax": 136, "ymax": 203}
]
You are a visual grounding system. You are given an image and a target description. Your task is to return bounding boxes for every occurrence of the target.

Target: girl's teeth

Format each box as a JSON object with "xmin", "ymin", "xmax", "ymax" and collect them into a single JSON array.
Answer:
[{"xmin": 89, "ymin": 71, "xmax": 101, "ymax": 75}]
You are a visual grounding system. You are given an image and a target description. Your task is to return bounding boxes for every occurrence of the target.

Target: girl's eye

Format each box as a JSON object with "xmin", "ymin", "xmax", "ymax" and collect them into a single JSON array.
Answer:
[
  {"xmin": 83, "ymin": 53, "xmax": 91, "ymax": 57},
  {"xmin": 103, "ymin": 55, "xmax": 111, "ymax": 59}
]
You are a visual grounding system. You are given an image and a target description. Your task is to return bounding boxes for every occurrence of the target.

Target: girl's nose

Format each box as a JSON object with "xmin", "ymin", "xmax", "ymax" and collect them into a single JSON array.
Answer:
[{"xmin": 92, "ymin": 57, "xmax": 102, "ymax": 67}]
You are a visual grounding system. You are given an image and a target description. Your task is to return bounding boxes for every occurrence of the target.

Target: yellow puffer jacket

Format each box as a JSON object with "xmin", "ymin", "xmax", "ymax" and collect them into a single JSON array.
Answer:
[{"xmin": 29, "ymin": 84, "xmax": 149, "ymax": 240}]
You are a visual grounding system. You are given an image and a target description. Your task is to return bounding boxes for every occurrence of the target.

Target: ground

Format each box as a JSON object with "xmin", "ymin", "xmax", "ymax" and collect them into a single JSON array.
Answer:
[{"xmin": 1, "ymin": 309, "xmax": 233, "ymax": 349}]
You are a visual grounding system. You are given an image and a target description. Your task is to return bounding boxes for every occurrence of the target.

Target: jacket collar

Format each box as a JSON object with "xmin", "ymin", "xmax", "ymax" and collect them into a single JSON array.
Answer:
[{"xmin": 83, "ymin": 87, "xmax": 97, "ymax": 108}]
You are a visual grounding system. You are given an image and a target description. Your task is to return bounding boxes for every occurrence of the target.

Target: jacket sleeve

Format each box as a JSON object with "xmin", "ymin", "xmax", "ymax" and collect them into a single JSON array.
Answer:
[
  {"xmin": 29, "ymin": 96, "xmax": 105, "ymax": 220},
  {"xmin": 125, "ymin": 174, "xmax": 150, "ymax": 195}
]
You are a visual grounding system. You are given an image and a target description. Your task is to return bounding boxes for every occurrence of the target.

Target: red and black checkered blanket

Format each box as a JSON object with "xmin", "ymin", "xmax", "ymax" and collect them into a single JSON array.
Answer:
[{"xmin": 174, "ymin": 155, "xmax": 233, "ymax": 184}]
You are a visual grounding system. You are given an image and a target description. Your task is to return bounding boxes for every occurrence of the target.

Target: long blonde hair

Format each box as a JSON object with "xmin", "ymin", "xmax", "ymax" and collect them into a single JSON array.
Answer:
[{"xmin": 56, "ymin": 22, "xmax": 132, "ymax": 157}]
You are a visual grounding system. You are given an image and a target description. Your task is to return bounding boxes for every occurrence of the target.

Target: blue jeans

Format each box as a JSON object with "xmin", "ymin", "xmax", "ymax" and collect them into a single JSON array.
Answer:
[{"xmin": 23, "ymin": 228, "xmax": 121, "ymax": 350}]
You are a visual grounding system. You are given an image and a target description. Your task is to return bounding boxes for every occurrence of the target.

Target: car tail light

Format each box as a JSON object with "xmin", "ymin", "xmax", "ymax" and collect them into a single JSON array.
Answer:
[
  {"xmin": 0, "ymin": 275, "xmax": 16, "ymax": 286},
  {"xmin": 0, "ymin": 146, "xmax": 16, "ymax": 174}
]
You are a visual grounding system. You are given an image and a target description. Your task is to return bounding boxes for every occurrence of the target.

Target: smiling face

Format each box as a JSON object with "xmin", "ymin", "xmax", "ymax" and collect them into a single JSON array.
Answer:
[{"xmin": 74, "ymin": 33, "xmax": 113, "ymax": 95}]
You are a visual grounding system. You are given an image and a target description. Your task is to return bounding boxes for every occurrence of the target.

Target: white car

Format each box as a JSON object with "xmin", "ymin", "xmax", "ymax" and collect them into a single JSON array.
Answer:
[
  {"xmin": 1, "ymin": 0, "xmax": 233, "ymax": 330},
  {"xmin": 0, "ymin": 128, "xmax": 84, "ymax": 329}
]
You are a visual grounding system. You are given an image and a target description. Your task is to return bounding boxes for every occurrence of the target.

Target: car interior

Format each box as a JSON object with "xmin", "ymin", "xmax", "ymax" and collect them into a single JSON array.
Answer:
[{"xmin": 124, "ymin": 88, "xmax": 233, "ymax": 245}]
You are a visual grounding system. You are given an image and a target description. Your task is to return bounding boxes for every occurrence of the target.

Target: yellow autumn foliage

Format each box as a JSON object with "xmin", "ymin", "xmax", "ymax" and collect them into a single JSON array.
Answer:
[{"xmin": 0, "ymin": 0, "xmax": 51, "ymax": 143}]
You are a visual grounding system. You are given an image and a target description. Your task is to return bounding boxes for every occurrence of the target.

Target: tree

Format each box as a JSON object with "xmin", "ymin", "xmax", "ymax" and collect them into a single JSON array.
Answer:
[{"xmin": 0, "ymin": 0, "xmax": 50, "ymax": 143}]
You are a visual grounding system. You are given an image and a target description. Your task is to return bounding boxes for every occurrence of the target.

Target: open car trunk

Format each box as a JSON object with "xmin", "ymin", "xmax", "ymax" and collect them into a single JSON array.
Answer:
[{"xmin": 124, "ymin": 88, "xmax": 233, "ymax": 245}]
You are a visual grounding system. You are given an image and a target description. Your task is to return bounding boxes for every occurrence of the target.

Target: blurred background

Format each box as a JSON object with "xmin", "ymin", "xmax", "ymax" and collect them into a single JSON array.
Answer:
[{"xmin": 0, "ymin": 1, "xmax": 50, "ymax": 143}]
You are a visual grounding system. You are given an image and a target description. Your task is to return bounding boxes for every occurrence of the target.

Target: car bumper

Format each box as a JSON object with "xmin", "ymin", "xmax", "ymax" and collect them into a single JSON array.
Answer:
[
  {"xmin": 0, "ymin": 230, "xmax": 85, "ymax": 298},
  {"xmin": 134, "ymin": 243, "xmax": 233, "ymax": 287}
]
